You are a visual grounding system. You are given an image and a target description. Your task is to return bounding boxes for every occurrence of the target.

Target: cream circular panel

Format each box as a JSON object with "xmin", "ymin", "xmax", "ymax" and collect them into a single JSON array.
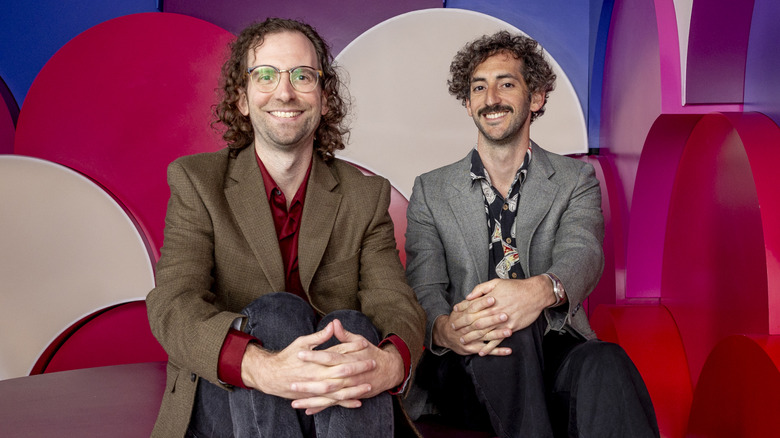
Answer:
[
  {"xmin": 0, "ymin": 156, "xmax": 155, "ymax": 380},
  {"xmin": 336, "ymin": 8, "xmax": 587, "ymax": 198}
]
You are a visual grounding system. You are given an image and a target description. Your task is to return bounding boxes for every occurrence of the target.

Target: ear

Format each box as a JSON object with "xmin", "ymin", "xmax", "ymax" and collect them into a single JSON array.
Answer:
[
  {"xmin": 466, "ymin": 98, "xmax": 473, "ymax": 117},
  {"xmin": 530, "ymin": 91, "xmax": 544, "ymax": 112},
  {"xmin": 320, "ymin": 90, "xmax": 329, "ymax": 116},
  {"xmin": 237, "ymin": 90, "xmax": 249, "ymax": 117}
]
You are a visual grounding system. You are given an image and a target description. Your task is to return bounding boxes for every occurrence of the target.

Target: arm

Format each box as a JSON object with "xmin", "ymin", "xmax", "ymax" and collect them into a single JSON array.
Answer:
[{"xmin": 147, "ymin": 158, "xmax": 245, "ymax": 384}]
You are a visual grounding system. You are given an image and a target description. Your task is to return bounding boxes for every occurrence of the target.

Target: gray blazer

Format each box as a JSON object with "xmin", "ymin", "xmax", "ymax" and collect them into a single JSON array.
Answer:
[{"xmin": 404, "ymin": 145, "xmax": 605, "ymax": 356}]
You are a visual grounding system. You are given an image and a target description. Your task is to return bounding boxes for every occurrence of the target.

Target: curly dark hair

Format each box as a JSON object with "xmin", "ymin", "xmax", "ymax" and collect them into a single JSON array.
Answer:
[
  {"xmin": 214, "ymin": 18, "xmax": 349, "ymax": 161},
  {"xmin": 448, "ymin": 31, "xmax": 556, "ymax": 123}
]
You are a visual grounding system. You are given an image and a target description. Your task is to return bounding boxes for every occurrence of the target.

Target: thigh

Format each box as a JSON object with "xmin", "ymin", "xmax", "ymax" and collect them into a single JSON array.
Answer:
[{"xmin": 188, "ymin": 378, "xmax": 234, "ymax": 438}]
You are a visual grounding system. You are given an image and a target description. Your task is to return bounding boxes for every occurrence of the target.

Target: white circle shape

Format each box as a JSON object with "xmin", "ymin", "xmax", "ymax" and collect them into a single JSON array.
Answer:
[
  {"xmin": 0, "ymin": 156, "xmax": 155, "ymax": 379},
  {"xmin": 336, "ymin": 8, "xmax": 587, "ymax": 198}
]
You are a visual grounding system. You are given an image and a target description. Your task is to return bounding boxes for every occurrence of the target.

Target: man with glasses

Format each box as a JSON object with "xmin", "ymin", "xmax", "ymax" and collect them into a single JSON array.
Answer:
[
  {"xmin": 147, "ymin": 18, "xmax": 425, "ymax": 438},
  {"xmin": 402, "ymin": 31, "xmax": 658, "ymax": 437}
]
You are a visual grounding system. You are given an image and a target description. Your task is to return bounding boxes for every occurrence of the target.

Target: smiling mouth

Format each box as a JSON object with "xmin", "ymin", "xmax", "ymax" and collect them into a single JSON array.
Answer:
[
  {"xmin": 269, "ymin": 111, "xmax": 302, "ymax": 118},
  {"xmin": 479, "ymin": 105, "xmax": 512, "ymax": 119},
  {"xmin": 484, "ymin": 111, "xmax": 509, "ymax": 119}
]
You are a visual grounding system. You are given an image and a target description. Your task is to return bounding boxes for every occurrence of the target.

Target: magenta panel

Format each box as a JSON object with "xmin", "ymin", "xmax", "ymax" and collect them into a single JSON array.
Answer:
[
  {"xmin": 685, "ymin": 0, "xmax": 754, "ymax": 104},
  {"xmin": 661, "ymin": 113, "xmax": 771, "ymax": 385},
  {"xmin": 599, "ymin": 0, "xmax": 662, "ymax": 217},
  {"xmin": 625, "ymin": 114, "xmax": 702, "ymax": 299},
  {"xmin": 163, "ymin": 0, "xmax": 441, "ymax": 56},
  {"xmin": 14, "ymin": 13, "xmax": 234, "ymax": 259}
]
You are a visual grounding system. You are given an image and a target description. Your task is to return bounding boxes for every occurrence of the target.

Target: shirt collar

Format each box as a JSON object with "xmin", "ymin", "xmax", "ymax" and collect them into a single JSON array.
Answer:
[
  {"xmin": 255, "ymin": 151, "xmax": 312, "ymax": 207},
  {"xmin": 469, "ymin": 145, "xmax": 533, "ymax": 187}
]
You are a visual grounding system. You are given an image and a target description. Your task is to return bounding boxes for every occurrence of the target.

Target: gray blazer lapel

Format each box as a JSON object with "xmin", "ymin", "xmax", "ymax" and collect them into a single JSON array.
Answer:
[
  {"xmin": 449, "ymin": 152, "xmax": 490, "ymax": 284},
  {"xmin": 298, "ymin": 157, "xmax": 341, "ymax": 291},
  {"xmin": 224, "ymin": 147, "xmax": 286, "ymax": 292},
  {"xmin": 515, "ymin": 144, "xmax": 558, "ymax": 275}
]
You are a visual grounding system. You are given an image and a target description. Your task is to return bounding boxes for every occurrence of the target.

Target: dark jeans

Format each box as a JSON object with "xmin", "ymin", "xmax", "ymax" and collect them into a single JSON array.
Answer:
[
  {"xmin": 187, "ymin": 292, "xmax": 394, "ymax": 438},
  {"xmin": 416, "ymin": 315, "xmax": 659, "ymax": 438}
]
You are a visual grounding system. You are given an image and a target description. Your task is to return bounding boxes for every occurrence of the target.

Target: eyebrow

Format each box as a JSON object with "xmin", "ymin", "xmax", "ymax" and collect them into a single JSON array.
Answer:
[{"xmin": 470, "ymin": 73, "xmax": 518, "ymax": 83}]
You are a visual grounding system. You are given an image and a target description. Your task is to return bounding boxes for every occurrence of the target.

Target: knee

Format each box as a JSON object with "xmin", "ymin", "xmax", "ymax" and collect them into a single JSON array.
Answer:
[
  {"xmin": 575, "ymin": 341, "xmax": 638, "ymax": 379},
  {"xmin": 242, "ymin": 292, "xmax": 317, "ymax": 340}
]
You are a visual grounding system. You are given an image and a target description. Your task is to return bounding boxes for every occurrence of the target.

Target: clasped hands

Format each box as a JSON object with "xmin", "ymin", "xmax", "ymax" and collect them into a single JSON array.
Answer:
[
  {"xmin": 240, "ymin": 319, "xmax": 403, "ymax": 415},
  {"xmin": 432, "ymin": 275, "xmax": 553, "ymax": 357}
]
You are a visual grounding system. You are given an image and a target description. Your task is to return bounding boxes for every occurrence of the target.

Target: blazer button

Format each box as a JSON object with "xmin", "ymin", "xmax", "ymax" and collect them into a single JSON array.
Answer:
[{"xmin": 190, "ymin": 373, "xmax": 197, "ymax": 382}]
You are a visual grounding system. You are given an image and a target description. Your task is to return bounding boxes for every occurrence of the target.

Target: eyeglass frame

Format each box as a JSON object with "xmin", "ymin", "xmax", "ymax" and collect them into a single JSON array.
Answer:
[{"xmin": 245, "ymin": 64, "xmax": 324, "ymax": 93}]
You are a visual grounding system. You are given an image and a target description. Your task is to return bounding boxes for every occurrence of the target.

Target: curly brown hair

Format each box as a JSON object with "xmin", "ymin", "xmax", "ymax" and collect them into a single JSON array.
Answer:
[
  {"xmin": 214, "ymin": 18, "xmax": 349, "ymax": 161},
  {"xmin": 448, "ymin": 31, "xmax": 556, "ymax": 123}
]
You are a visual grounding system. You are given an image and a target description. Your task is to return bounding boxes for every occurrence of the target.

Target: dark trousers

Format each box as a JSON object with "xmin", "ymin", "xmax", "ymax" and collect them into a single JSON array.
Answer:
[
  {"xmin": 187, "ymin": 292, "xmax": 394, "ymax": 438},
  {"xmin": 415, "ymin": 315, "xmax": 659, "ymax": 438}
]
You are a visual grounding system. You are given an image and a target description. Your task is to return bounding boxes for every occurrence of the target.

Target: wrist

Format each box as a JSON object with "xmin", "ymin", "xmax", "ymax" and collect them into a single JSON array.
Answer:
[{"xmin": 542, "ymin": 273, "xmax": 566, "ymax": 307}]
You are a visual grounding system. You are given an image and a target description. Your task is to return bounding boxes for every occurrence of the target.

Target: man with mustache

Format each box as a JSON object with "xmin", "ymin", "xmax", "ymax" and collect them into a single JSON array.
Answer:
[{"xmin": 403, "ymin": 31, "xmax": 659, "ymax": 437}]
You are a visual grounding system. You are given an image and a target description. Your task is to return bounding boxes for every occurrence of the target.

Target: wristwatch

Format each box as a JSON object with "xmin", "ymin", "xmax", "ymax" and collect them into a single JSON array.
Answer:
[{"xmin": 543, "ymin": 273, "xmax": 566, "ymax": 307}]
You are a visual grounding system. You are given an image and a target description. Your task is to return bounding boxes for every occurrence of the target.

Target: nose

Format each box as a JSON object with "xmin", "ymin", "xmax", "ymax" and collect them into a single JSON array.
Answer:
[
  {"xmin": 485, "ymin": 84, "xmax": 501, "ymax": 106},
  {"xmin": 274, "ymin": 72, "xmax": 296, "ymax": 101}
]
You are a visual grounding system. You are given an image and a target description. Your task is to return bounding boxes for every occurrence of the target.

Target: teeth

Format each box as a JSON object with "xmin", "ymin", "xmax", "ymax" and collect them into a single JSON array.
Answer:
[
  {"xmin": 270, "ymin": 111, "xmax": 301, "ymax": 118},
  {"xmin": 485, "ymin": 112, "xmax": 508, "ymax": 119}
]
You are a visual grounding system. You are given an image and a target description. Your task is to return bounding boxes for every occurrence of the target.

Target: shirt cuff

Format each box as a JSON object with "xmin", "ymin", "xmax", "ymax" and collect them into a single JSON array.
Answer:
[
  {"xmin": 379, "ymin": 334, "xmax": 411, "ymax": 395},
  {"xmin": 217, "ymin": 328, "xmax": 261, "ymax": 389}
]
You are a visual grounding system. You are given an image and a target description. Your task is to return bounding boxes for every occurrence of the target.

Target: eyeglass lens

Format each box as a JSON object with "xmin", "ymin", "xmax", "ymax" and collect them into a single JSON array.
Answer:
[{"xmin": 250, "ymin": 66, "xmax": 319, "ymax": 92}]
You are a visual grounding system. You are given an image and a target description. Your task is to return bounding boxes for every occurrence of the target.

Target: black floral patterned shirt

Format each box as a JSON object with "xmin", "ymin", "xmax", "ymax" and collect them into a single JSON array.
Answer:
[{"xmin": 469, "ymin": 146, "xmax": 533, "ymax": 281}]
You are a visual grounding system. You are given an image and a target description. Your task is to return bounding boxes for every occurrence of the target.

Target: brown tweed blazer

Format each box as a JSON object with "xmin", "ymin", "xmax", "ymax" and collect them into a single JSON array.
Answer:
[{"xmin": 147, "ymin": 146, "xmax": 425, "ymax": 437}]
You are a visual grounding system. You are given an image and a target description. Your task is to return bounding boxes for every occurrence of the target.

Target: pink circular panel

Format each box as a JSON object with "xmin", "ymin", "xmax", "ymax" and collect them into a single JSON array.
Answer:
[{"xmin": 14, "ymin": 13, "xmax": 234, "ymax": 259}]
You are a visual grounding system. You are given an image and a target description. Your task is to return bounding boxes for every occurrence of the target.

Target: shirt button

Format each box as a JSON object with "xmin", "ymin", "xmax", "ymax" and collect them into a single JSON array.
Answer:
[
  {"xmin": 274, "ymin": 189, "xmax": 281, "ymax": 196},
  {"xmin": 511, "ymin": 273, "xmax": 517, "ymax": 278},
  {"xmin": 502, "ymin": 204, "xmax": 508, "ymax": 211},
  {"xmin": 505, "ymin": 237, "xmax": 512, "ymax": 244}
]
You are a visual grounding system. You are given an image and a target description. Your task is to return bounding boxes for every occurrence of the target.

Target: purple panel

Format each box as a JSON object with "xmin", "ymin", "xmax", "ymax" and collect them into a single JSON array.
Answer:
[
  {"xmin": 0, "ymin": 77, "xmax": 16, "ymax": 154},
  {"xmin": 163, "ymin": 0, "xmax": 441, "ymax": 55},
  {"xmin": 744, "ymin": 0, "xmax": 780, "ymax": 125},
  {"xmin": 686, "ymin": 0, "xmax": 754, "ymax": 104},
  {"xmin": 14, "ymin": 13, "xmax": 234, "ymax": 260}
]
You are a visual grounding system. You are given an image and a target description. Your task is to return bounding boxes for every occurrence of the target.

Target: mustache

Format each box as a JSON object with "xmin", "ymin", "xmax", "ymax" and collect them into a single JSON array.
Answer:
[{"xmin": 478, "ymin": 105, "xmax": 513, "ymax": 117}]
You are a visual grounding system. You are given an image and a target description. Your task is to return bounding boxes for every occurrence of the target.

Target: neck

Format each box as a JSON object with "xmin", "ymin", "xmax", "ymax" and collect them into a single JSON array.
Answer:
[
  {"xmin": 255, "ymin": 143, "xmax": 314, "ymax": 204},
  {"xmin": 476, "ymin": 138, "xmax": 530, "ymax": 198}
]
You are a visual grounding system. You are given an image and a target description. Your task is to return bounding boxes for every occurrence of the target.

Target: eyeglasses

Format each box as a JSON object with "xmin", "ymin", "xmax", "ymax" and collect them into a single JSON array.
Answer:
[{"xmin": 246, "ymin": 65, "xmax": 323, "ymax": 93}]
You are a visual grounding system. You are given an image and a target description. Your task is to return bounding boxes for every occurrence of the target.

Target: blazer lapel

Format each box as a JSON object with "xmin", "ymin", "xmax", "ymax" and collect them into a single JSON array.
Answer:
[
  {"xmin": 224, "ymin": 147, "xmax": 286, "ymax": 292},
  {"xmin": 448, "ymin": 152, "xmax": 490, "ymax": 284},
  {"xmin": 515, "ymin": 144, "xmax": 558, "ymax": 276},
  {"xmin": 298, "ymin": 156, "xmax": 341, "ymax": 292}
]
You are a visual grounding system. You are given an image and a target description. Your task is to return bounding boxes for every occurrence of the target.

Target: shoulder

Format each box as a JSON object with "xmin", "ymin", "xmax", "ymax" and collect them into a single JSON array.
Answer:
[
  {"xmin": 415, "ymin": 151, "xmax": 472, "ymax": 190},
  {"xmin": 170, "ymin": 148, "xmax": 231, "ymax": 171},
  {"xmin": 328, "ymin": 158, "xmax": 389, "ymax": 193},
  {"xmin": 166, "ymin": 148, "xmax": 233, "ymax": 189}
]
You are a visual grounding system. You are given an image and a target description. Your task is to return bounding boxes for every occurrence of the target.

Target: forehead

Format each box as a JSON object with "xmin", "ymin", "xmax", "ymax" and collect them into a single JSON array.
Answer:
[
  {"xmin": 246, "ymin": 31, "xmax": 319, "ymax": 68},
  {"xmin": 472, "ymin": 51, "xmax": 524, "ymax": 80}
]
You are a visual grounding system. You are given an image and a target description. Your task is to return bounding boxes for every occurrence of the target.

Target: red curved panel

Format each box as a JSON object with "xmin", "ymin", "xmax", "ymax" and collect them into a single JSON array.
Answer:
[
  {"xmin": 687, "ymin": 335, "xmax": 780, "ymax": 437},
  {"xmin": 14, "ymin": 13, "xmax": 234, "ymax": 260},
  {"xmin": 590, "ymin": 304, "xmax": 691, "ymax": 438},
  {"xmin": 661, "ymin": 113, "xmax": 777, "ymax": 385},
  {"xmin": 40, "ymin": 301, "xmax": 167, "ymax": 374}
]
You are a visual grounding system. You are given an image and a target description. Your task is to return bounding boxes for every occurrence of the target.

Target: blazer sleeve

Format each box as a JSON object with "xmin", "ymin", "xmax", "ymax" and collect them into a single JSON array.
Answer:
[
  {"xmin": 146, "ymin": 158, "xmax": 243, "ymax": 385},
  {"xmin": 404, "ymin": 175, "xmax": 454, "ymax": 353},
  {"xmin": 544, "ymin": 161, "xmax": 605, "ymax": 330},
  {"xmin": 352, "ymin": 177, "xmax": 427, "ymax": 382}
]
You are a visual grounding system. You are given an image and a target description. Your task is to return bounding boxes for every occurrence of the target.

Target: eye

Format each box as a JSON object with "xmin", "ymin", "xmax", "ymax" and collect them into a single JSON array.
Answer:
[
  {"xmin": 252, "ymin": 67, "xmax": 277, "ymax": 83},
  {"xmin": 472, "ymin": 85, "xmax": 486, "ymax": 93},
  {"xmin": 292, "ymin": 68, "xmax": 316, "ymax": 84}
]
